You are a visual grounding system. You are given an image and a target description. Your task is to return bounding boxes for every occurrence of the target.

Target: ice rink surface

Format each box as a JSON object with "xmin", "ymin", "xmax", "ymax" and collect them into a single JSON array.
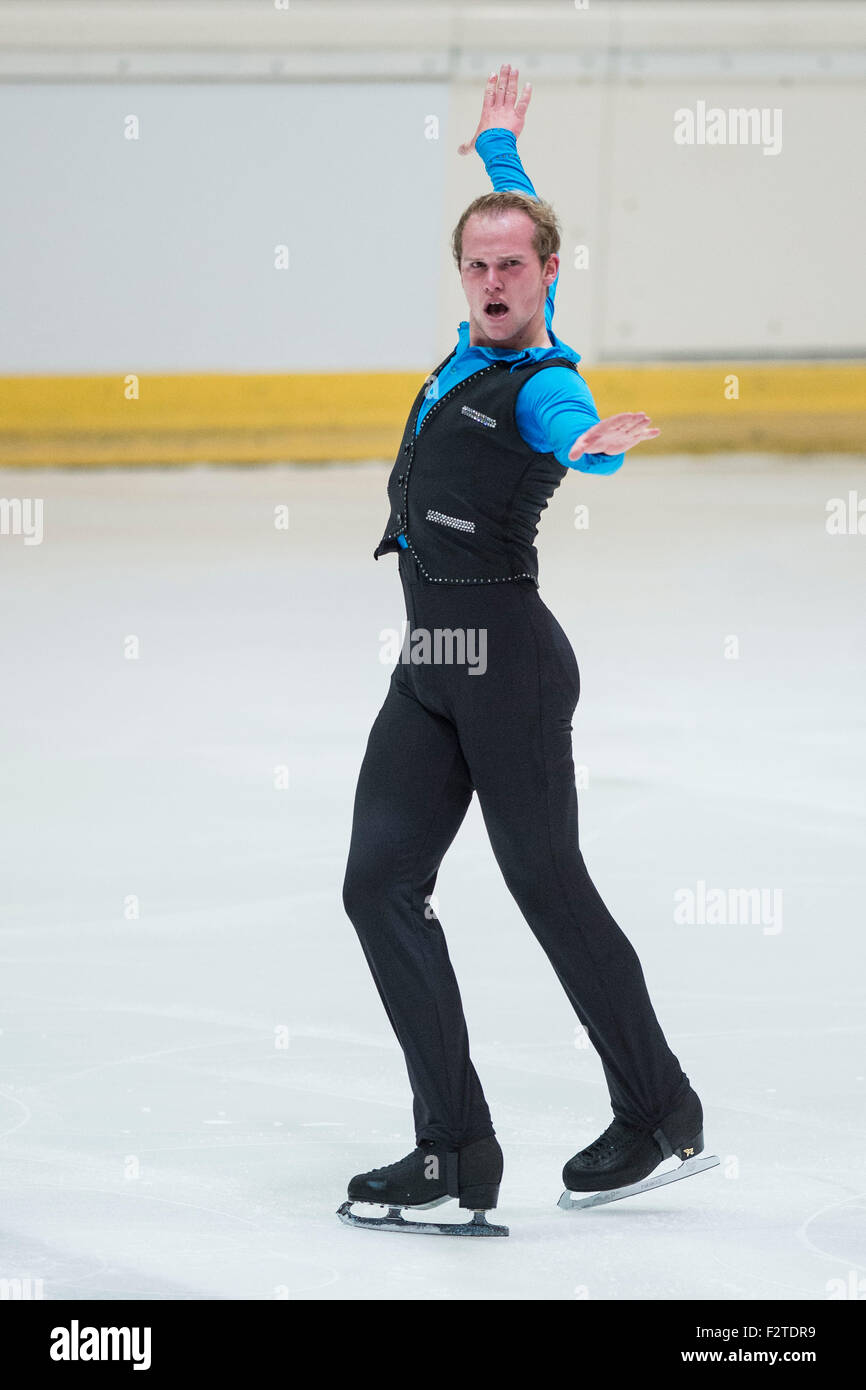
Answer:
[{"xmin": 1, "ymin": 453, "xmax": 864, "ymax": 1301}]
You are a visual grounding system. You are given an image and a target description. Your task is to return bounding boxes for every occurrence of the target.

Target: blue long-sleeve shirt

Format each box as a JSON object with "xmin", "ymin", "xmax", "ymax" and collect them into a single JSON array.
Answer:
[{"xmin": 414, "ymin": 127, "xmax": 622, "ymax": 476}]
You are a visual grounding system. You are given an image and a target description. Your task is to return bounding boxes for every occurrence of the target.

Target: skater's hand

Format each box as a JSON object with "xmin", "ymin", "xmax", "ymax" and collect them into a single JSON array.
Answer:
[
  {"xmin": 568, "ymin": 413, "xmax": 661, "ymax": 460},
  {"xmin": 457, "ymin": 63, "xmax": 532, "ymax": 155}
]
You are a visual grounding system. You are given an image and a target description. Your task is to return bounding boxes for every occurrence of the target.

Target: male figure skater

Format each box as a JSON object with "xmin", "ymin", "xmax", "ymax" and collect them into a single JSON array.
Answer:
[{"xmin": 339, "ymin": 66, "xmax": 710, "ymax": 1235}]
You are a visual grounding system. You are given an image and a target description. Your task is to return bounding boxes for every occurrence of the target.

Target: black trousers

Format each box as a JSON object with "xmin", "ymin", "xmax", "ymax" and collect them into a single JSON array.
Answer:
[{"xmin": 342, "ymin": 547, "xmax": 690, "ymax": 1147}]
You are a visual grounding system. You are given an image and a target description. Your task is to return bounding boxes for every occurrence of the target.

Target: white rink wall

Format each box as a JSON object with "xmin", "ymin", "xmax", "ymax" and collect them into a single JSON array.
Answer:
[{"xmin": 0, "ymin": 0, "xmax": 864, "ymax": 372}]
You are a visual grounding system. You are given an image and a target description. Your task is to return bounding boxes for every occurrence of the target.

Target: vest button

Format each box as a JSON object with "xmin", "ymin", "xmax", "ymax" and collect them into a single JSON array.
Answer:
[
  {"xmin": 396, "ymin": 474, "xmax": 404, "ymax": 484},
  {"xmin": 403, "ymin": 443, "xmax": 411, "ymax": 454},
  {"xmin": 395, "ymin": 512, "xmax": 402, "ymax": 522}
]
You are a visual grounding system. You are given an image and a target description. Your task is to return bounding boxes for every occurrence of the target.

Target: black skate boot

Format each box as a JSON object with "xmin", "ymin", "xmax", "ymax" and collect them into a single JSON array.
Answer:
[
  {"xmin": 337, "ymin": 1134, "xmax": 508, "ymax": 1236},
  {"xmin": 559, "ymin": 1088, "xmax": 719, "ymax": 1211}
]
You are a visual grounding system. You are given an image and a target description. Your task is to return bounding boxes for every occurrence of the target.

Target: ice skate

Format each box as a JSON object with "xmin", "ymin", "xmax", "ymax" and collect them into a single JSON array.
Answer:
[
  {"xmin": 337, "ymin": 1134, "xmax": 509, "ymax": 1236},
  {"xmin": 558, "ymin": 1088, "xmax": 719, "ymax": 1211}
]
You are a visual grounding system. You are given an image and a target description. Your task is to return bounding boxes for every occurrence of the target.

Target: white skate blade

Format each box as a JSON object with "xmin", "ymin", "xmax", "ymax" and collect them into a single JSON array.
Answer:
[
  {"xmin": 337, "ymin": 1200, "xmax": 509, "ymax": 1236},
  {"xmin": 557, "ymin": 1152, "xmax": 720, "ymax": 1211}
]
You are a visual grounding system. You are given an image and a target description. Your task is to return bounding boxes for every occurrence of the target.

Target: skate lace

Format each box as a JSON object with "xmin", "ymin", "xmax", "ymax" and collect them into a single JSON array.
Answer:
[
  {"xmin": 365, "ymin": 1144, "xmax": 427, "ymax": 1178},
  {"xmin": 581, "ymin": 1119, "xmax": 638, "ymax": 1161}
]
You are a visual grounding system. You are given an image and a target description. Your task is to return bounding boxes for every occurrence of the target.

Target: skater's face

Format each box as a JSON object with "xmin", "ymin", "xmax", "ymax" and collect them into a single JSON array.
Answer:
[{"xmin": 459, "ymin": 210, "xmax": 558, "ymax": 350}]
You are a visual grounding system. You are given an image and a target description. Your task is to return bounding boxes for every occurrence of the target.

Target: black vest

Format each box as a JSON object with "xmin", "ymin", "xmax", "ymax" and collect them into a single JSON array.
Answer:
[{"xmin": 373, "ymin": 346, "xmax": 581, "ymax": 586}]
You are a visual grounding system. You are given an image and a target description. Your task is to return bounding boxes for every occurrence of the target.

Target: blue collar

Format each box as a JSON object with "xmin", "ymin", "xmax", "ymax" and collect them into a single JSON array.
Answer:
[{"xmin": 455, "ymin": 319, "xmax": 581, "ymax": 371}]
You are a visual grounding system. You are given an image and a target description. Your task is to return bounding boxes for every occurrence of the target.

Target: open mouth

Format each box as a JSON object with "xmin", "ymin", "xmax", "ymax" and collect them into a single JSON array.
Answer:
[{"xmin": 485, "ymin": 301, "xmax": 509, "ymax": 318}]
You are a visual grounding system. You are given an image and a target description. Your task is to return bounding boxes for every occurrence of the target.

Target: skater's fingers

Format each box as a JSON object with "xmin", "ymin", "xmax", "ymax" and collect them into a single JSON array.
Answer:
[
  {"xmin": 458, "ymin": 71, "xmax": 499, "ymax": 153},
  {"xmin": 569, "ymin": 427, "xmax": 596, "ymax": 452},
  {"xmin": 604, "ymin": 411, "xmax": 650, "ymax": 426}
]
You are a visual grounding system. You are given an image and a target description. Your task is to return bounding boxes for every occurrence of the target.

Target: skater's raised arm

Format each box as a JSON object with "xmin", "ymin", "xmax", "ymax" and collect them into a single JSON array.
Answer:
[
  {"xmin": 458, "ymin": 65, "xmax": 660, "ymax": 471},
  {"xmin": 459, "ymin": 65, "xmax": 561, "ymax": 315}
]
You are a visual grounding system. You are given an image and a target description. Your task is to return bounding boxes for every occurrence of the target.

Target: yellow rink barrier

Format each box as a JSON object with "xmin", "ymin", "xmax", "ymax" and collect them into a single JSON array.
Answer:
[{"xmin": 0, "ymin": 363, "xmax": 864, "ymax": 467}]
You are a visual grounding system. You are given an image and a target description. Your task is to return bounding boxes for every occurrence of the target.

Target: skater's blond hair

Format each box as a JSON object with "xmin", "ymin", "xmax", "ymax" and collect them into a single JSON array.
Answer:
[{"xmin": 451, "ymin": 191, "xmax": 561, "ymax": 271}]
